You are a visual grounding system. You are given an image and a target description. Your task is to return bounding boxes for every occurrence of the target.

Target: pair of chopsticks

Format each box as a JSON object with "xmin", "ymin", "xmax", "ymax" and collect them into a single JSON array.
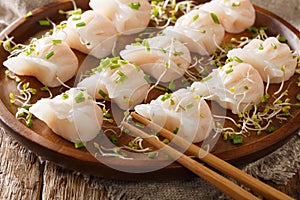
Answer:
[{"xmin": 121, "ymin": 112, "xmax": 295, "ymax": 200}]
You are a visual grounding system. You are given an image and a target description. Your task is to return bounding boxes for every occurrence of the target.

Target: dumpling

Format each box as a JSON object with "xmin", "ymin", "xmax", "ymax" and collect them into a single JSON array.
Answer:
[
  {"xmin": 29, "ymin": 88, "xmax": 103, "ymax": 143},
  {"xmin": 3, "ymin": 36, "xmax": 78, "ymax": 87},
  {"xmin": 227, "ymin": 37, "xmax": 297, "ymax": 83},
  {"xmin": 164, "ymin": 9, "xmax": 225, "ymax": 55},
  {"xmin": 89, "ymin": 0, "xmax": 151, "ymax": 34},
  {"xmin": 120, "ymin": 35, "xmax": 191, "ymax": 82},
  {"xmin": 135, "ymin": 88, "xmax": 214, "ymax": 143},
  {"xmin": 77, "ymin": 57, "xmax": 150, "ymax": 110},
  {"xmin": 199, "ymin": 0, "xmax": 255, "ymax": 33},
  {"xmin": 191, "ymin": 62, "xmax": 264, "ymax": 114},
  {"xmin": 54, "ymin": 10, "xmax": 117, "ymax": 59}
]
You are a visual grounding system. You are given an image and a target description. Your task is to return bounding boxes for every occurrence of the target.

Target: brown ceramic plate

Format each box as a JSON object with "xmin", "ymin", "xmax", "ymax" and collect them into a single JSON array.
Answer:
[{"xmin": 0, "ymin": 0, "xmax": 299, "ymax": 180}]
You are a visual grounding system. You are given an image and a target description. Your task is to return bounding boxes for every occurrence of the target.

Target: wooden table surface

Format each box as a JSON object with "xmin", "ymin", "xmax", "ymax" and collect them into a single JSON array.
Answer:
[{"xmin": 0, "ymin": 0, "xmax": 299, "ymax": 199}]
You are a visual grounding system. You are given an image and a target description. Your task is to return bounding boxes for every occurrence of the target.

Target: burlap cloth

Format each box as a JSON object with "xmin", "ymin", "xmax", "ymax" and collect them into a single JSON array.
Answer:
[{"xmin": 0, "ymin": 0, "xmax": 299, "ymax": 199}]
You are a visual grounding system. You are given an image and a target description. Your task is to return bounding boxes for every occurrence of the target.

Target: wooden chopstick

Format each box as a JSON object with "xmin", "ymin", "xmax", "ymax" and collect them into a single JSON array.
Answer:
[
  {"xmin": 129, "ymin": 112, "xmax": 295, "ymax": 200},
  {"xmin": 121, "ymin": 121, "xmax": 259, "ymax": 200}
]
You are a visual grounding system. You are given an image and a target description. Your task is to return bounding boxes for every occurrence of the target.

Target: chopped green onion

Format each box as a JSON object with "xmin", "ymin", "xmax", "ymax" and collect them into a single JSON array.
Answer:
[
  {"xmin": 144, "ymin": 74, "xmax": 152, "ymax": 84},
  {"xmin": 115, "ymin": 70, "xmax": 128, "ymax": 83},
  {"xmin": 75, "ymin": 142, "xmax": 85, "ymax": 149},
  {"xmin": 62, "ymin": 93, "xmax": 69, "ymax": 100},
  {"xmin": 232, "ymin": 2, "xmax": 241, "ymax": 7},
  {"xmin": 161, "ymin": 93, "xmax": 172, "ymax": 101},
  {"xmin": 71, "ymin": 8, "xmax": 82, "ymax": 15},
  {"xmin": 129, "ymin": 2, "xmax": 141, "ymax": 10},
  {"xmin": 109, "ymin": 135, "xmax": 118, "ymax": 144},
  {"xmin": 173, "ymin": 127, "xmax": 179, "ymax": 134},
  {"xmin": 110, "ymin": 64, "xmax": 121, "ymax": 70},
  {"xmin": 230, "ymin": 134, "xmax": 243, "ymax": 144},
  {"xmin": 46, "ymin": 50, "xmax": 55, "ymax": 59},
  {"xmin": 154, "ymin": 85, "xmax": 167, "ymax": 91},
  {"xmin": 52, "ymin": 40, "xmax": 62, "ymax": 45},
  {"xmin": 192, "ymin": 14, "xmax": 199, "ymax": 21},
  {"xmin": 258, "ymin": 43, "xmax": 264, "ymax": 50},
  {"xmin": 76, "ymin": 22, "xmax": 86, "ymax": 28},
  {"xmin": 74, "ymin": 92, "xmax": 85, "ymax": 103},
  {"xmin": 38, "ymin": 20, "xmax": 51, "ymax": 26},
  {"xmin": 233, "ymin": 56, "xmax": 243, "ymax": 63},
  {"xmin": 98, "ymin": 89, "xmax": 108, "ymax": 99},
  {"xmin": 278, "ymin": 35, "xmax": 287, "ymax": 43},
  {"xmin": 142, "ymin": 39, "xmax": 150, "ymax": 52},
  {"xmin": 296, "ymin": 93, "xmax": 300, "ymax": 101},
  {"xmin": 24, "ymin": 11, "xmax": 33, "ymax": 19},
  {"xmin": 271, "ymin": 42, "xmax": 277, "ymax": 49},
  {"xmin": 225, "ymin": 68, "xmax": 233, "ymax": 74},
  {"xmin": 135, "ymin": 121, "xmax": 145, "ymax": 128},
  {"xmin": 168, "ymin": 80, "xmax": 176, "ymax": 91},
  {"xmin": 148, "ymin": 152, "xmax": 157, "ymax": 159},
  {"xmin": 202, "ymin": 75, "xmax": 212, "ymax": 82},
  {"xmin": 162, "ymin": 139, "xmax": 169, "ymax": 144},
  {"xmin": 210, "ymin": 13, "xmax": 220, "ymax": 24},
  {"xmin": 265, "ymin": 126, "xmax": 275, "ymax": 134},
  {"xmin": 186, "ymin": 103, "xmax": 194, "ymax": 109},
  {"xmin": 104, "ymin": 113, "xmax": 111, "ymax": 119}
]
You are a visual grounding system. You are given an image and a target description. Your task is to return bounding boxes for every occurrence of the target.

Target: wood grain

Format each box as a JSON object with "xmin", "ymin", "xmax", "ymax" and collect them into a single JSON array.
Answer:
[{"xmin": 0, "ymin": 125, "xmax": 41, "ymax": 200}]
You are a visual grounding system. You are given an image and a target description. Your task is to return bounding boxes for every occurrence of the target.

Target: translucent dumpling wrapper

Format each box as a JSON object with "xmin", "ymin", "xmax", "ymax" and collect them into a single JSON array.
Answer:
[
  {"xmin": 199, "ymin": 0, "xmax": 255, "ymax": 33},
  {"xmin": 164, "ymin": 9, "xmax": 225, "ymax": 55},
  {"xmin": 120, "ymin": 35, "xmax": 191, "ymax": 82},
  {"xmin": 89, "ymin": 0, "xmax": 151, "ymax": 34},
  {"xmin": 135, "ymin": 88, "xmax": 214, "ymax": 143},
  {"xmin": 29, "ymin": 88, "xmax": 103, "ymax": 143},
  {"xmin": 227, "ymin": 37, "xmax": 297, "ymax": 83},
  {"xmin": 54, "ymin": 10, "xmax": 117, "ymax": 59},
  {"xmin": 77, "ymin": 57, "xmax": 150, "ymax": 110},
  {"xmin": 191, "ymin": 62, "xmax": 264, "ymax": 114},
  {"xmin": 3, "ymin": 36, "xmax": 78, "ymax": 87}
]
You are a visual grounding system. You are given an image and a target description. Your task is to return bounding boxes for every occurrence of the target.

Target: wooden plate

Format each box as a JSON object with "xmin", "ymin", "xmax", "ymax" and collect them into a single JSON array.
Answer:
[{"xmin": 0, "ymin": 0, "xmax": 299, "ymax": 180}]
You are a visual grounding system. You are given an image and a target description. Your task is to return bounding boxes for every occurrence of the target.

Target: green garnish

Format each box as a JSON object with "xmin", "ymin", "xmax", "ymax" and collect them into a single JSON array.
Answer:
[
  {"xmin": 52, "ymin": 40, "xmax": 62, "ymax": 45},
  {"xmin": 74, "ymin": 92, "xmax": 85, "ymax": 103},
  {"xmin": 296, "ymin": 93, "xmax": 300, "ymax": 101},
  {"xmin": 135, "ymin": 122, "xmax": 145, "ymax": 128},
  {"xmin": 210, "ymin": 13, "xmax": 220, "ymax": 24},
  {"xmin": 173, "ymin": 127, "xmax": 179, "ymax": 134},
  {"xmin": 232, "ymin": 2, "xmax": 241, "ymax": 7},
  {"xmin": 168, "ymin": 80, "xmax": 176, "ymax": 91},
  {"xmin": 129, "ymin": 2, "xmax": 141, "ymax": 10},
  {"xmin": 24, "ymin": 11, "xmax": 33, "ymax": 19},
  {"xmin": 258, "ymin": 43, "xmax": 264, "ymax": 50},
  {"xmin": 265, "ymin": 126, "xmax": 275, "ymax": 134},
  {"xmin": 161, "ymin": 93, "xmax": 172, "ymax": 101},
  {"xmin": 98, "ymin": 89, "xmax": 108, "ymax": 99},
  {"xmin": 46, "ymin": 50, "xmax": 55, "ymax": 59},
  {"xmin": 230, "ymin": 134, "xmax": 243, "ymax": 144},
  {"xmin": 162, "ymin": 139, "xmax": 169, "ymax": 144},
  {"xmin": 109, "ymin": 135, "xmax": 118, "ymax": 144},
  {"xmin": 76, "ymin": 22, "xmax": 86, "ymax": 28},
  {"xmin": 186, "ymin": 103, "xmax": 194, "ymax": 109},
  {"xmin": 233, "ymin": 56, "xmax": 243, "ymax": 63},
  {"xmin": 75, "ymin": 142, "xmax": 85, "ymax": 149},
  {"xmin": 62, "ymin": 93, "xmax": 69, "ymax": 100},
  {"xmin": 142, "ymin": 39, "xmax": 150, "ymax": 52},
  {"xmin": 115, "ymin": 70, "xmax": 128, "ymax": 83},
  {"xmin": 38, "ymin": 20, "xmax": 51, "ymax": 26},
  {"xmin": 148, "ymin": 152, "xmax": 157, "ymax": 159},
  {"xmin": 192, "ymin": 14, "xmax": 199, "ymax": 21},
  {"xmin": 202, "ymin": 75, "xmax": 213, "ymax": 82},
  {"xmin": 278, "ymin": 35, "xmax": 287, "ymax": 43},
  {"xmin": 144, "ymin": 74, "xmax": 152, "ymax": 84}
]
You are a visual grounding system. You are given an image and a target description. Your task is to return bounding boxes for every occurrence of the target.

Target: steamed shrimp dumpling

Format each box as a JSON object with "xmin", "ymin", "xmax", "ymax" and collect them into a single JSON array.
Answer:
[
  {"xmin": 227, "ymin": 37, "xmax": 297, "ymax": 83},
  {"xmin": 191, "ymin": 62, "xmax": 264, "ymax": 114},
  {"xmin": 199, "ymin": 0, "xmax": 255, "ymax": 33},
  {"xmin": 164, "ymin": 9, "xmax": 225, "ymax": 55},
  {"xmin": 120, "ymin": 35, "xmax": 191, "ymax": 82},
  {"xmin": 77, "ymin": 57, "xmax": 150, "ymax": 110},
  {"xmin": 3, "ymin": 36, "xmax": 78, "ymax": 87},
  {"xmin": 89, "ymin": 0, "xmax": 151, "ymax": 34},
  {"xmin": 135, "ymin": 88, "xmax": 214, "ymax": 143},
  {"xmin": 29, "ymin": 88, "xmax": 103, "ymax": 143},
  {"xmin": 54, "ymin": 10, "xmax": 117, "ymax": 59}
]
